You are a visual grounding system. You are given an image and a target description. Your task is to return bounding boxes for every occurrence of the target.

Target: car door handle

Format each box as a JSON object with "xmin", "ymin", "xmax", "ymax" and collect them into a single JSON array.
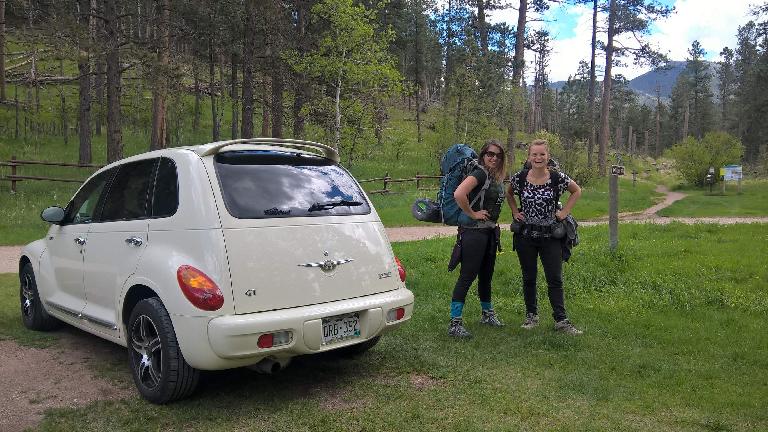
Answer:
[
  {"xmin": 74, "ymin": 237, "xmax": 86, "ymax": 246},
  {"xmin": 125, "ymin": 237, "xmax": 143, "ymax": 247}
]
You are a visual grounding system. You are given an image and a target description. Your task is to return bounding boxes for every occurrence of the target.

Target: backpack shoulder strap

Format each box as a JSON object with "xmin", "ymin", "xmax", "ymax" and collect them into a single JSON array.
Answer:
[
  {"xmin": 515, "ymin": 169, "xmax": 528, "ymax": 199},
  {"xmin": 551, "ymin": 170, "xmax": 566, "ymax": 205},
  {"xmin": 468, "ymin": 164, "xmax": 491, "ymax": 208}
]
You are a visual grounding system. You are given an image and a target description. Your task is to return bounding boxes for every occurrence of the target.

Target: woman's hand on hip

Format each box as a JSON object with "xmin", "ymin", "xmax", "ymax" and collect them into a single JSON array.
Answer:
[{"xmin": 472, "ymin": 209, "xmax": 490, "ymax": 221}]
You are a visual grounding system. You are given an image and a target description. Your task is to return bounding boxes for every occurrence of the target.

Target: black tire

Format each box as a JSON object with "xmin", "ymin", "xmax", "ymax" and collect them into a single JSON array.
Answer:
[
  {"xmin": 336, "ymin": 336, "xmax": 381, "ymax": 357},
  {"xmin": 127, "ymin": 297, "xmax": 199, "ymax": 404},
  {"xmin": 19, "ymin": 263, "xmax": 61, "ymax": 331}
]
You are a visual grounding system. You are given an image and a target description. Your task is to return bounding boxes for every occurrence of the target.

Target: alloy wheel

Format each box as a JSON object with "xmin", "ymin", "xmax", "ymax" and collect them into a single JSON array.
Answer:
[
  {"xmin": 20, "ymin": 272, "xmax": 34, "ymax": 319},
  {"xmin": 130, "ymin": 314, "xmax": 163, "ymax": 390}
]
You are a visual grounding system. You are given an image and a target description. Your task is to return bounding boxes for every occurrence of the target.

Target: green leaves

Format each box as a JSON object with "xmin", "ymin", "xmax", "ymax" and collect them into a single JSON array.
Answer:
[{"xmin": 668, "ymin": 132, "xmax": 744, "ymax": 186}]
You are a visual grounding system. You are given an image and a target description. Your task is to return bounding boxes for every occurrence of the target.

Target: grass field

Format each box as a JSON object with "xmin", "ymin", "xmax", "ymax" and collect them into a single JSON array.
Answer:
[
  {"xmin": 1, "ymin": 223, "xmax": 766, "ymax": 431},
  {"xmin": 659, "ymin": 180, "xmax": 768, "ymax": 217}
]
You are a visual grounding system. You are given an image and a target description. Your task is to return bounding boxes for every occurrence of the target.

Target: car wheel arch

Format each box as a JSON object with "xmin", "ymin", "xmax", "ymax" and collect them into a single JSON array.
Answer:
[
  {"xmin": 121, "ymin": 284, "xmax": 160, "ymax": 328},
  {"xmin": 19, "ymin": 255, "xmax": 32, "ymax": 275}
]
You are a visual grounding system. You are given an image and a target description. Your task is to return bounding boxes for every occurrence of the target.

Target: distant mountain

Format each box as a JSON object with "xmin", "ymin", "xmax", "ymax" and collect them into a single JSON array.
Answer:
[
  {"xmin": 629, "ymin": 61, "xmax": 687, "ymax": 99},
  {"xmin": 550, "ymin": 60, "xmax": 720, "ymax": 104}
]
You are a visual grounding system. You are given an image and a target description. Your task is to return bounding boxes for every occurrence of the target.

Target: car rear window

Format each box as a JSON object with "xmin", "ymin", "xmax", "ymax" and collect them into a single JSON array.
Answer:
[{"xmin": 213, "ymin": 150, "xmax": 371, "ymax": 219}]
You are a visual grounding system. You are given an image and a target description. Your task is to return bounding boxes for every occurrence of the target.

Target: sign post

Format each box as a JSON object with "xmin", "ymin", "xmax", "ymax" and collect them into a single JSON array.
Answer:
[
  {"xmin": 719, "ymin": 165, "xmax": 743, "ymax": 194},
  {"xmin": 609, "ymin": 164, "xmax": 624, "ymax": 251},
  {"xmin": 705, "ymin": 166, "xmax": 715, "ymax": 193}
]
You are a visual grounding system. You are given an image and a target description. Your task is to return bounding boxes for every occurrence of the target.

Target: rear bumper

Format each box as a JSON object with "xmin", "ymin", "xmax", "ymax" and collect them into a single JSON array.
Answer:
[{"xmin": 172, "ymin": 288, "xmax": 413, "ymax": 370}]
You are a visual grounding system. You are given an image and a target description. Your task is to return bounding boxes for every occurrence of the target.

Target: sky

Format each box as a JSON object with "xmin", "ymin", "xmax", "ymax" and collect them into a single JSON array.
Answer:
[{"xmin": 486, "ymin": 0, "xmax": 758, "ymax": 82}]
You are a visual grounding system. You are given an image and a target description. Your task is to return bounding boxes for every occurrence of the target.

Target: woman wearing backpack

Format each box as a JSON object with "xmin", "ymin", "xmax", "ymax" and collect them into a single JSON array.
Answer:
[
  {"xmin": 448, "ymin": 140, "xmax": 507, "ymax": 338},
  {"xmin": 507, "ymin": 139, "xmax": 583, "ymax": 335}
]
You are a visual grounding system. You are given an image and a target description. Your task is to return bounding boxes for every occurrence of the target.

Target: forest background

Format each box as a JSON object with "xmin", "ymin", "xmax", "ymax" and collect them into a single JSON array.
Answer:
[{"xmin": 0, "ymin": 0, "xmax": 766, "ymax": 195}]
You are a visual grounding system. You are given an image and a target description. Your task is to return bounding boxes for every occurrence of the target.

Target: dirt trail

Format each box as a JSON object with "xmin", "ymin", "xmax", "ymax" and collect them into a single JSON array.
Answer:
[{"xmin": 0, "ymin": 184, "xmax": 767, "ymax": 430}]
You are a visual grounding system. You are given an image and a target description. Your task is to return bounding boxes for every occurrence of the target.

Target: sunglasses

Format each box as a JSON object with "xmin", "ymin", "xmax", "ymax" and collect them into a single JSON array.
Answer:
[{"xmin": 483, "ymin": 150, "xmax": 503, "ymax": 159}]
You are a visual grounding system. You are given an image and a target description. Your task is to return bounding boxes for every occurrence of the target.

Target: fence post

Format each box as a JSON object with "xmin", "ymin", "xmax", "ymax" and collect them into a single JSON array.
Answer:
[
  {"xmin": 383, "ymin": 172, "xmax": 389, "ymax": 193},
  {"xmin": 10, "ymin": 155, "xmax": 17, "ymax": 194}
]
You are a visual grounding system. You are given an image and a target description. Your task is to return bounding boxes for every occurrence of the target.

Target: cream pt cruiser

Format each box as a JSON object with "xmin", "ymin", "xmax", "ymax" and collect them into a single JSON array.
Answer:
[{"xmin": 19, "ymin": 139, "xmax": 413, "ymax": 403}]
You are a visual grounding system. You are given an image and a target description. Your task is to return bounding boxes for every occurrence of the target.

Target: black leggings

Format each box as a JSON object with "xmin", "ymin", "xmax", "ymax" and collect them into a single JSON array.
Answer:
[
  {"xmin": 514, "ymin": 234, "xmax": 567, "ymax": 322},
  {"xmin": 452, "ymin": 228, "xmax": 496, "ymax": 304}
]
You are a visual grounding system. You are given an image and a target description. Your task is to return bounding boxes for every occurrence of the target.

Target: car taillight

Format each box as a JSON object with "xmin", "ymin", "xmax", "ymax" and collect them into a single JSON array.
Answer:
[
  {"xmin": 257, "ymin": 331, "xmax": 292, "ymax": 348},
  {"xmin": 387, "ymin": 307, "xmax": 406, "ymax": 322},
  {"xmin": 395, "ymin": 256, "xmax": 406, "ymax": 282},
  {"xmin": 176, "ymin": 265, "xmax": 224, "ymax": 311}
]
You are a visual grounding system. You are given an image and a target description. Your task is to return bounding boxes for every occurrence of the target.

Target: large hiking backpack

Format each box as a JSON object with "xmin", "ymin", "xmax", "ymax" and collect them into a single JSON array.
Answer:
[{"xmin": 411, "ymin": 144, "xmax": 490, "ymax": 225}]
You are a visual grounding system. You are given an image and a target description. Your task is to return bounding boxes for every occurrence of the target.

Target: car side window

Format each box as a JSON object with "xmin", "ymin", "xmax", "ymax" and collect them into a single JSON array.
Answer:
[
  {"xmin": 150, "ymin": 157, "xmax": 179, "ymax": 218},
  {"xmin": 99, "ymin": 159, "xmax": 158, "ymax": 222},
  {"xmin": 62, "ymin": 169, "xmax": 116, "ymax": 225}
]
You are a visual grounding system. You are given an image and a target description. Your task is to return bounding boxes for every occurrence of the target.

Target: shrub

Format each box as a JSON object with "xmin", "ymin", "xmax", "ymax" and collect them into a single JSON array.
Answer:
[{"xmin": 667, "ymin": 132, "xmax": 744, "ymax": 186}]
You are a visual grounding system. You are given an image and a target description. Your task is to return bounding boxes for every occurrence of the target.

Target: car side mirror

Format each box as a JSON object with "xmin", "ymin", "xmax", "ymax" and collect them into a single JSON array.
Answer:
[{"xmin": 41, "ymin": 206, "xmax": 65, "ymax": 224}]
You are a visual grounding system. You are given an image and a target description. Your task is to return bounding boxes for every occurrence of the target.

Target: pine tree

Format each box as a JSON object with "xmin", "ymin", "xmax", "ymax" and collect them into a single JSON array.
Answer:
[{"xmin": 683, "ymin": 41, "xmax": 715, "ymax": 139}]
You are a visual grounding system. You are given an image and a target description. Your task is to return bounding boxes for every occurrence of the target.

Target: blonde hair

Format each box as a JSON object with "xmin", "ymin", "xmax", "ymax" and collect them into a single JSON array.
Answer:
[
  {"xmin": 479, "ymin": 139, "xmax": 507, "ymax": 182},
  {"xmin": 528, "ymin": 139, "xmax": 549, "ymax": 155}
]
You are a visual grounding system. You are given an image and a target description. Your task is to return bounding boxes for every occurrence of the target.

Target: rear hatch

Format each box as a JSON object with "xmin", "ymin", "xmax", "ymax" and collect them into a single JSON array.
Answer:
[
  {"xmin": 223, "ymin": 221, "xmax": 399, "ymax": 313},
  {"xmin": 211, "ymin": 149, "xmax": 400, "ymax": 314}
]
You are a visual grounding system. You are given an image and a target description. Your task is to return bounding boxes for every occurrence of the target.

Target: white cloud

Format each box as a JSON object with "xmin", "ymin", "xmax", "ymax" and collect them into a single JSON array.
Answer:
[{"xmin": 487, "ymin": 0, "xmax": 756, "ymax": 82}]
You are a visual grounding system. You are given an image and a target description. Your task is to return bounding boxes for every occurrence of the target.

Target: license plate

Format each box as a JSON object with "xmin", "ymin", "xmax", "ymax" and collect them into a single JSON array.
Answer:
[{"xmin": 322, "ymin": 313, "xmax": 361, "ymax": 345}]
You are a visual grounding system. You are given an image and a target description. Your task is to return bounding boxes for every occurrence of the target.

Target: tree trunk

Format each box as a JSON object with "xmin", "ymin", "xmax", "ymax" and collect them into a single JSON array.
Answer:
[
  {"xmin": 94, "ymin": 59, "xmax": 104, "ymax": 136},
  {"xmin": 598, "ymin": 0, "xmax": 616, "ymax": 176},
  {"xmin": 476, "ymin": 0, "xmax": 488, "ymax": 57},
  {"xmin": 682, "ymin": 101, "xmax": 689, "ymax": 139},
  {"xmin": 77, "ymin": 0, "xmax": 92, "ymax": 164},
  {"xmin": 241, "ymin": 0, "xmax": 255, "ymax": 138},
  {"xmin": 0, "ymin": 0, "xmax": 6, "ymax": 101},
  {"xmin": 644, "ymin": 129, "xmax": 649, "ymax": 155},
  {"xmin": 192, "ymin": 64, "xmax": 200, "ymax": 131},
  {"xmin": 416, "ymin": 89, "xmax": 422, "ymax": 143},
  {"xmin": 506, "ymin": 124, "xmax": 516, "ymax": 171},
  {"xmin": 512, "ymin": 0, "xmax": 527, "ymax": 86},
  {"xmin": 150, "ymin": 0, "xmax": 170, "ymax": 150},
  {"xmin": 105, "ymin": 0, "xmax": 123, "ymax": 163},
  {"xmin": 230, "ymin": 53, "xmax": 238, "ymax": 139},
  {"xmin": 270, "ymin": 60, "xmax": 283, "ymax": 138},
  {"xmin": 292, "ymin": 0, "xmax": 310, "ymax": 139},
  {"xmin": 209, "ymin": 36, "xmax": 219, "ymax": 141},
  {"xmin": 587, "ymin": 0, "xmax": 598, "ymax": 167},
  {"xmin": 333, "ymin": 72, "xmax": 342, "ymax": 150},
  {"xmin": 261, "ymin": 77, "xmax": 270, "ymax": 136},
  {"xmin": 60, "ymin": 60, "xmax": 68, "ymax": 145}
]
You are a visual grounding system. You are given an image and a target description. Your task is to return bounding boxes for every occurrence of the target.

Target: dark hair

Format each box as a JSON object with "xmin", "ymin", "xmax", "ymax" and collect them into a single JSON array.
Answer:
[{"xmin": 479, "ymin": 139, "xmax": 506, "ymax": 182}]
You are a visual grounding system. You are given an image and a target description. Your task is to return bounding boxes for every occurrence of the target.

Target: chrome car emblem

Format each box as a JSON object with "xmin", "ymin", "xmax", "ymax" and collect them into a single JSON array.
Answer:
[{"xmin": 298, "ymin": 258, "xmax": 354, "ymax": 273}]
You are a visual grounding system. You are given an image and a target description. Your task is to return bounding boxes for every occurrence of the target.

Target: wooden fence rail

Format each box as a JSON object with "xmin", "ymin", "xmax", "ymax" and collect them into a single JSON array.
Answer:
[
  {"xmin": 2, "ymin": 158, "xmax": 512, "ymax": 196},
  {"xmin": 358, "ymin": 172, "xmax": 445, "ymax": 194},
  {"xmin": 0, "ymin": 155, "xmax": 102, "ymax": 193}
]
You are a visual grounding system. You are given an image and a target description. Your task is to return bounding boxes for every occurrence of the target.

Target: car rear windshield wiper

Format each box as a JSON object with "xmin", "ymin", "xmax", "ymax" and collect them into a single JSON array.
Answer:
[{"xmin": 307, "ymin": 199, "xmax": 363, "ymax": 212}]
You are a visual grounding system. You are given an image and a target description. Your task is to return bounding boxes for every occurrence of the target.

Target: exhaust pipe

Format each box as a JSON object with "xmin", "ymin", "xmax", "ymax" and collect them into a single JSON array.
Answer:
[{"xmin": 250, "ymin": 357, "xmax": 290, "ymax": 374}]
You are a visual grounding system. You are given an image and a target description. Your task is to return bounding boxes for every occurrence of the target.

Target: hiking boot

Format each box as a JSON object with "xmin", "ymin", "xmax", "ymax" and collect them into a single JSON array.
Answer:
[
  {"xmin": 521, "ymin": 313, "xmax": 539, "ymax": 329},
  {"xmin": 480, "ymin": 309, "xmax": 504, "ymax": 327},
  {"xmin": 554, "ymin": 319, "xmax": 583, "ymax": 335},
  {"xmin": 448, "ymin": 318, "xmax": 472, "ymax": 338}
]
